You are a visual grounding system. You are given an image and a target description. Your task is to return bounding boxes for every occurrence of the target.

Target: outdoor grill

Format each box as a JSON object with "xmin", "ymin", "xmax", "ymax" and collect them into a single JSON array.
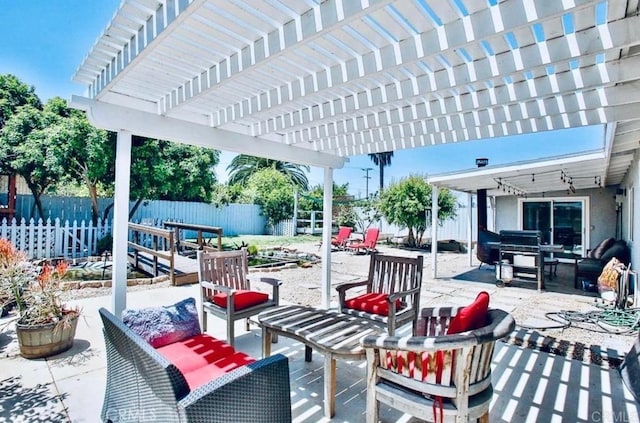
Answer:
[{"xmin": 495, "ymin": 230, "xmax": 547, "ymax": 291}]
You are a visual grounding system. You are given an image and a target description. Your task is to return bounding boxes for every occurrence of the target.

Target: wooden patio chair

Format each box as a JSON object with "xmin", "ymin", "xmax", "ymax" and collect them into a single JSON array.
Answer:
[
  {"xmin": 360, "ymin": 303, "xmax": 516, "ymax": 423},
  {"xmin": 197, "ymin": 248, "xmax": 281, "ymax": 348},
  {"xmin": 331, "ymin": 226, "xmax": 353, "ymax": 250},
  {"xmin": 336, "ymin": 253, "xmax": 423, "ymax": 335},
  {"xmin": 347, "ymin": 227, "xmax": 380, "ymax": 254}
]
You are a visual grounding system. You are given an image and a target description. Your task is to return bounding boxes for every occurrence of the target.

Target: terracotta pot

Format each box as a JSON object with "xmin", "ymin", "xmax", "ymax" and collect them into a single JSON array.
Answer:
[{"xmin": 16, "ymin": 312, "xmax": 79, "ymax": 359}]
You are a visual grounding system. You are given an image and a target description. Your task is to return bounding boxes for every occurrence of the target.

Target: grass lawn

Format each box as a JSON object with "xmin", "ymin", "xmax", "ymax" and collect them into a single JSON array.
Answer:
[{"xmin": 219, "ymin": 234, "xmax": 319, "ymax": 250}]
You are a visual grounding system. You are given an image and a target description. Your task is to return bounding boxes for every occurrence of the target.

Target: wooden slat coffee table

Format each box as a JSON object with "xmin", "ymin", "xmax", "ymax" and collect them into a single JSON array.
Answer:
[{"xmin": 257, "ymin": 305, "xmax": 383, "ymax": 418}]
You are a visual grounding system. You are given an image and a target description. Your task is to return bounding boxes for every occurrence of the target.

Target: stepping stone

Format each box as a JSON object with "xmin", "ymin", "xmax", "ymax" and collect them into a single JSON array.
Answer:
[{"xmin": 521, "ymin": 318, "xmax": 566, "ymax": 329}]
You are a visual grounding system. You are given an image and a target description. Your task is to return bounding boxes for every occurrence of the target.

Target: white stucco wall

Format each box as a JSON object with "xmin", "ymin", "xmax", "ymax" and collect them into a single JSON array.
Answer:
[
  {"xmin": 494, "ymin": 186, "xmax": 618, "ymax": 250},
  {"xmin": 620, "ymin": 150, "xmax": 640, "ymax": 270}
]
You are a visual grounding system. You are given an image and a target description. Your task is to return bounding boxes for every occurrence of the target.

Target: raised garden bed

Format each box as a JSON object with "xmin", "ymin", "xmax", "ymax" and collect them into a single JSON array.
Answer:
[{"xmin": 248, "ymin": 248, "xmax": 320, "ymax": 271}]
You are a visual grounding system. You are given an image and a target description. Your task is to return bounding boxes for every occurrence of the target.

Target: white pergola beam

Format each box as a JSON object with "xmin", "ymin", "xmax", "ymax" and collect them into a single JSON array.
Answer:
[
  {"xmin": 271, "ymin": 55, "xmax": 640, "ymax": 138},
  {"xmin": 184, "ymin": 0, "xmax": 601, "ymax": 125},
  {"xmin": 288, "ymin": 83, "xmax": 640, "ymax": 145},
  {"xmin": 70, "ymin": 96, "xmax": 346, "ymax": 169},
  {"xmin": 301, "ymin": 100, "xmax": 640, "ymax": 156}
]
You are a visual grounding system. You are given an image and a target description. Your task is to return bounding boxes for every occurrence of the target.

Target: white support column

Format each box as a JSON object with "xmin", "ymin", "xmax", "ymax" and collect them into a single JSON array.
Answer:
[
  {"xmin": 112, "ymin": 131, "xmax": 132, "ymax": 318},
  {"xmin": 293, "ymin": 189, "xmax": 298, "ymax": 234},
  {"xmin": 490, "ymin": 196, "xmax": 497, "ymax": 231},
  {"xmin": 431, "ymin": 186, "xmax": 439, "ymax": 278},
  {"xmin": 467, "ymin": 193, "xmax": 473, "ymax": 266},
  {"xmin": 321, "ymin": 168, "xmax": 334, "ymax": 309}
]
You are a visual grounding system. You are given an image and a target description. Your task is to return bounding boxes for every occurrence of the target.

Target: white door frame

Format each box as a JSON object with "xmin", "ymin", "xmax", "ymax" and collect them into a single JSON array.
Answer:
[{"xmin": 517, "ymin": 196, "xmax": 590, "ymax": 256}]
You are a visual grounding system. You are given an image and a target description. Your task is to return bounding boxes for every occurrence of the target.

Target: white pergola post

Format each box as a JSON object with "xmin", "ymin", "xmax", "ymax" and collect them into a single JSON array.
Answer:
[
  {"xmin": 467, "ymin": 193, "xmax": 473, "ymax": 266},
  {"xmin": 321, "ymin": 168, "xmax": 334, "ymax": 309},
  {"xmin": 431, "ymin": 186, "xmax": 439, "ymax": 278},
  {"xmin": 112, "ymin": 130, "xmax": 132, "ymax": 318}
]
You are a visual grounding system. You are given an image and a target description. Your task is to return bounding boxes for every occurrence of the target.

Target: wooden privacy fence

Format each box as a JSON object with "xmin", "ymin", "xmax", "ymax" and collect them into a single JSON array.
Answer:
[{"xmin": 0, "ymin": 218, "xmax": 112, "ymax": 260}]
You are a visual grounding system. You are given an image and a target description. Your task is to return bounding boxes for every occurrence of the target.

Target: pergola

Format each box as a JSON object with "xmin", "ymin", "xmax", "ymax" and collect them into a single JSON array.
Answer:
[{"xmin": 71, "ymin": 0, "xmax": 640, "ymax": 316}]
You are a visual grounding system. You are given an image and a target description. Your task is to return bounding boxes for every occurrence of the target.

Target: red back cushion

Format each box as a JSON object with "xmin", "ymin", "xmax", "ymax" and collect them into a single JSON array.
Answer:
[
  {"xmin": 344, "ymin": 293, "xmax": 401, "ymax": 316},
  {"xmin": 212, "ymin": 290, "xmax": 269, "ymax": 310},
  {"xmin": 446, "ymin": 291, "xmax": 490, "ymax": 334}
]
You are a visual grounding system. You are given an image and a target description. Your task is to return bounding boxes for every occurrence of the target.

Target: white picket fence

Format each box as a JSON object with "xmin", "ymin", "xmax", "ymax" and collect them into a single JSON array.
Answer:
[
  {"xmin": 0, "ymin": 218, "xmax": 112, "ymax": 260},
  {"xmin": 268, "ymin": 220, "xmax": 295, "ymax": 237}
]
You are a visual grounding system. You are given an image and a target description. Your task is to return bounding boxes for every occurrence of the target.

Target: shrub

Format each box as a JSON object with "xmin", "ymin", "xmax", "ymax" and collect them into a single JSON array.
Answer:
[{"xmin": 97, "ymin": 234, "xmax": 113, "ymax": 254}]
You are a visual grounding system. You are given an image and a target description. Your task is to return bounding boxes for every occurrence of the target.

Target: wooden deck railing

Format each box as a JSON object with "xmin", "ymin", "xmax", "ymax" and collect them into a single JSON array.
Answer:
[
  {"xmin": 128, "ymin": 223, "xmax": 175, "ymax": 282},
  {"xmin": 163, "ymin": 221, "xmax": 223, "ymax": 254}
]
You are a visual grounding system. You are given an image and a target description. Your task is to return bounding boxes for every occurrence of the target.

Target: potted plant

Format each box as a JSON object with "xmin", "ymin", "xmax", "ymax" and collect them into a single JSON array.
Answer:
[
  {"xmin": 0, "ymin": 238, "xmax": 80, "ymax": 359},
  {"xmin": 0, "ymin": 238, "xmax": 34, "ymax": 318}
]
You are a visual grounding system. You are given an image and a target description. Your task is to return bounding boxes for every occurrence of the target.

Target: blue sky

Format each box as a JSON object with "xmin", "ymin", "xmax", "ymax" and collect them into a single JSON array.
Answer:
[{"xmin": 1, "ymin": 1, "xmax": 604, "ymax": 197}]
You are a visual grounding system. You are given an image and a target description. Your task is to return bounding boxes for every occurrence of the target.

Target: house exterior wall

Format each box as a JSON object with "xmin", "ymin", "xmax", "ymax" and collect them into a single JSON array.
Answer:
[
  {"xmin": 620, "ymin": 150, "xmax": 640, "ymax": 270},
  {"xmin": 494, "ymin": 186, "xmax": 618, "ymax": 250},
  {"xmin": 495, "ymin": 196, "xmax": 518, "ymax": 230},
  {"xmin": 0, "ymin": 175, "xmax": 30, "ymax": 196}
]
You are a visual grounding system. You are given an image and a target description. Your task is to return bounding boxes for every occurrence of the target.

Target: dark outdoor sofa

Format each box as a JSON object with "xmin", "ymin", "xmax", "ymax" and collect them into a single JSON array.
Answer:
[
  {"xmin": 99, "ymin": 307, "xmax": 291, "ymax": 423},
  {"xmin": 576, "ymin": 238, "xmax": 631, "ymax": 286}
]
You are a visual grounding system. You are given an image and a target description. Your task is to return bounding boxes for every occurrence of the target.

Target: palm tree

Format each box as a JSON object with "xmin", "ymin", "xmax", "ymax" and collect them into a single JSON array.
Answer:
[
  {"xmin": 226, "ymin": 154, "xmax": 310, "ymax": 189},
  {"xmin": 368, "ymin": 151, "xmax": 394, "ymax": 192}
]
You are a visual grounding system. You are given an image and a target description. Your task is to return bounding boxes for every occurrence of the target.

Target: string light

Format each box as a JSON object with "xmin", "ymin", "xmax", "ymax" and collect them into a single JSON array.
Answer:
[
  {"xmin": 495, "ymin": 170, "xmax": 602, "ymax": 196},
  {"xmin": 494, "ymin": 177, "xmax": 526, "ymax": 197}
]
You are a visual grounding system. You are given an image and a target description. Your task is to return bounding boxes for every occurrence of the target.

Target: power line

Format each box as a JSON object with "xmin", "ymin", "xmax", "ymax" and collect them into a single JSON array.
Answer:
[{"xmin": 361, "ymin": 168, "xmax": 373, "ymax": 198}]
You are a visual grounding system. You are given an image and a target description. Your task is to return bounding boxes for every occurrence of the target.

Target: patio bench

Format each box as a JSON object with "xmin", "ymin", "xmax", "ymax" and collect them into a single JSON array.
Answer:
[{"xmin": 99, "ymin": 303, "xmax": 291, "ymax": 423}]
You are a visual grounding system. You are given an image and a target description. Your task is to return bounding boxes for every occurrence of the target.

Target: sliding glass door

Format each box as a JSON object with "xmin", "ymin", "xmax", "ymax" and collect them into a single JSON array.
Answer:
[{"xmin": 520, "ymin": 198, "xmax": 587, "ymax": 256}]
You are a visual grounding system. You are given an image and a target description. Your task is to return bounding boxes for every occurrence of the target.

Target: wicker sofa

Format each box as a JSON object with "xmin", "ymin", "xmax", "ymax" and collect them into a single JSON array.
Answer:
[
  {"xmin": 99, "ymin": 307, "xmax": 291, "ymax": 423},
  {"xmin": 576, "ymin": 238, "xmax": 631, "ymax": 286}
]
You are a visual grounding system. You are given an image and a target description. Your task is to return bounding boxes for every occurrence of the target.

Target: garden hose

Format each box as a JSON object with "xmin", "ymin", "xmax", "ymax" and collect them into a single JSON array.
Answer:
[{"xmin": 520, "ymin": 308, "xmax": 640, "ymax": 334}]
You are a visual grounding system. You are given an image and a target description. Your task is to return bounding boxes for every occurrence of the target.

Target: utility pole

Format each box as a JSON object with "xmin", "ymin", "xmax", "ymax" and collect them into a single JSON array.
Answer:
[{"xmin": 362, "ymin": 167, "xmax": 373, "ymax": 198}]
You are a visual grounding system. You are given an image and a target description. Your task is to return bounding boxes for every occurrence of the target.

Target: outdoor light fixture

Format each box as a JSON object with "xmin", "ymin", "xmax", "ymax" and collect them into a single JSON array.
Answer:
[
  {"xmin": 615, "ymin": 188, "xmax": 626, "ymax": 206},
  {"xmin": 476, "ymin": 158, "xmax": 489, "ymax": 167}
]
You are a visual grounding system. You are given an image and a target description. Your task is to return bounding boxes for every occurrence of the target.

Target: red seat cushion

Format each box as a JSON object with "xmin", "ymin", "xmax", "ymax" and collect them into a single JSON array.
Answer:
[
  {"xmin": 156, "ymin": 334, "xmax": 236, "ymax": 374},
  {"xmin": 344, "ymin": 293, "xmax": 401, "ymax": 316},
  {"xmin": 156, "ymin": 334, "xmax": 255, "ymax": 390},
  {"xmin": 447, "ymin": 291, "xmax": 490, "ymax": 334},
  {"xmin": 211, "ymin": 290, "xmax": 269, "ymax": 310},
  {"xmin": 182, "ymin": 352, "xmax": 255, "ymax": 390}
]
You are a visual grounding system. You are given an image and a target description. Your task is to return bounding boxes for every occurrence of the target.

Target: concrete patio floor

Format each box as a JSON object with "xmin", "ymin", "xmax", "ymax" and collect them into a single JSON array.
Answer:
[{"xmin": 1, "ymin": 252, "xmax": 639, "ymax": 422}]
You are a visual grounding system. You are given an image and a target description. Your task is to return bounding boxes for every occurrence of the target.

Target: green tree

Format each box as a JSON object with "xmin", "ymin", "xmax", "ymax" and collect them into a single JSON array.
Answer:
[
  {"xmin": 244, "ymin": 168, "xmax": 295, "ymax": 227},
  {"xmin": 160, "ymin": 143, "xmax": 219, "ymax": 202},
  {"xmin": 353, "ymin": 197, "xmax": 382, "ymax": 233},
  {"xmin": 0, "ymin": 74, "xmax": 41, "ymax": 129},
  {"xmin": 298, "ymin": 183, "xmax": 349, "ymax": 211},
  {"xmin": 227, "ymin": 154, "xmax": 309, "ymax": 190},
  {"xmin": 0, "ymin": 104, "xmax": 66, "ymax": 219},
  {"xmin": 128, "ymin": 138, "xmax": 219, "ymax": 219},
  {"xmin": 378, "ymin": 175, "xmax": 457, "ymax": 247},
  {"xmin": 298, "ymin": 183, "xmax": 355, "ymax": 229},
  {"xmin": 368, "ymin": 151, "xmax": 394, "ymax": 192},
  {"xmin": 211, "ymin": 183, "xmax": 247, "ymax": 206},
  {"xmin": 46, "ymin": 98, "xmax": 114, "ymax": 224}
]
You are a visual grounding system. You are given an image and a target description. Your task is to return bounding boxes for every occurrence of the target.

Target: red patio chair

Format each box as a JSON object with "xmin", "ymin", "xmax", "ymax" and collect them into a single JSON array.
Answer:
[
  {"xmin": 331, "ymin": 226, "xmax": 353, "ymax": 250},
  {"xmin": 348, "ymin": 228, "xmax": 380, "ymax": 254}
]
